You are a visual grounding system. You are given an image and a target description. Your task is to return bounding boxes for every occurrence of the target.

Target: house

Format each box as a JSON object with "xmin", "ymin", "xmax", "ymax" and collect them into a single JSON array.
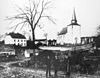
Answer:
[
  {"xmin": 0, "ymin": 44, "xmax": 15, "ymax": 56},
  {"xmin": 24, "ymin": 49, "xmax": 40, "ymax": 58},
  {"xmin": 4, "ymin": 32, "xmax": 27, "ymax": 47},
  {"xmin": 24, "ymin": 49, "xmax": 33, "ymax": 57}
]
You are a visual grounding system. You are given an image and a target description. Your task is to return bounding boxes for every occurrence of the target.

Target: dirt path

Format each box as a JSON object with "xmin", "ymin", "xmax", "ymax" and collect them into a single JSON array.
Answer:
[{"xmin": 0, "ymin": 58, "xmax": 30, "ymax": 67}]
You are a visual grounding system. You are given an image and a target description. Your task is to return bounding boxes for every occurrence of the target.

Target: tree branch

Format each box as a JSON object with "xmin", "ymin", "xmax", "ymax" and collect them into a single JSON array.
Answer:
[
  {"xmin": 33, "ymin": 0, "xmax": 45, "ymax": 30},
  {"xmin": 9, "ymin": 21, "xmax": 27, "ymax": 32},
  {"xmin": 17, "ymin": 6, "xmax": 32, "ymax": 26},
  {"xmin": 41, "ymin": 15, "xmax": 56, "ymax": 24},
  {"xmin": 20, "ymin": 22, "xmax": 27, "ymax": 31}
]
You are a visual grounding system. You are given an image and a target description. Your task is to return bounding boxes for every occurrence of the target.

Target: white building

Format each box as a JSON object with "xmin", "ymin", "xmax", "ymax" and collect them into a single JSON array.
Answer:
[
  {"xmin": 57, "ymin": 9, "xmax": 81, "ymax": 44},
  {"xmin": 4, "ymin": 33, "xmax": 27, "ymax": 46}
]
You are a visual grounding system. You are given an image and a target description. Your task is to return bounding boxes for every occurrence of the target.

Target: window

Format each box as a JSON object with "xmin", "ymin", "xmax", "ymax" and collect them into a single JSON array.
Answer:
[
  {"xmin": 18, "ymin": 40, "xmax": 19, "ymax": 42},
  {"xmin": 14, "ymin": 39, "xmax": 16, "ymax": 42},
  {"xmin": 18, "ymin": 43, "xmax": 20, "ymax": 45},
  {"xmin": 21, "ymin": 40, "xmax": 23, "ymax": 42},
  {"xmin": 24, "ymin": 43, "xmax": 26, "ymax": 46}
]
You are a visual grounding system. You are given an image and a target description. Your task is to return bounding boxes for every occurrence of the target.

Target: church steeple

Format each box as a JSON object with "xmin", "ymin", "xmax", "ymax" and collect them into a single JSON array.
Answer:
[
  {"xmin": 68, "ymin": 8, "xmax": 80, "ymax": 26},
  {"xmin": 72, "ymin": 9, "xmax": 77, "ymax": 24}
]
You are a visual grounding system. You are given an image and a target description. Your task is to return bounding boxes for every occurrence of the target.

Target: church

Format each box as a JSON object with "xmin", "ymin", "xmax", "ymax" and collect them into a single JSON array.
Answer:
[{"xmin": 57, "ymin": 9, "xmax": 81, "ymax": 44}]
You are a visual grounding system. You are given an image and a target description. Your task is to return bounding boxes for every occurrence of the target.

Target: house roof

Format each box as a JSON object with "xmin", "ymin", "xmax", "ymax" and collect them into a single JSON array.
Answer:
[{"xmin": 8, "ymin": 33, "xmax": 26, "ymax": 39}]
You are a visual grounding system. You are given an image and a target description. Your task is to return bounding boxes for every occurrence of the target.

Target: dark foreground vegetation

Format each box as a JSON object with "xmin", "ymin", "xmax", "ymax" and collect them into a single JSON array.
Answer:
[
  {"xmin": 0, "ymin": 54, "xmax": 20, "ymax": 62},
  {"xmin": 10, "ymin": 49, "xmax": 100, "ymax": 77}
]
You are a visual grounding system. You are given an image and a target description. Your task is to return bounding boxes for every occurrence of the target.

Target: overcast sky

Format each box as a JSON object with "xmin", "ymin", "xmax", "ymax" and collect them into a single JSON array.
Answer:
[{"xmin": 0, "ymin": 0, "xmax": 100, "ymax": 39}]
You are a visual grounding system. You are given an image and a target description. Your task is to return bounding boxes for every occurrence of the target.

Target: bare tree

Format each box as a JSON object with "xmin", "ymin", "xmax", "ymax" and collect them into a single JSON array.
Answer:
[{"xmin": 7, "ymin": 0, "xmax": 55, "ymax": 54}]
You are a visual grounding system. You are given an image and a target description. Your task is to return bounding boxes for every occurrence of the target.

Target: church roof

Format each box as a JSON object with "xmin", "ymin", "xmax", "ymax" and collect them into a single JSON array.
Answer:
[
  {"xmin": 8, "ymin": 32, "xmax": 26, "ymax": 39},
  {"xmin": 58, "ymin": 27, "xmax": 67, "ymax": 35}
]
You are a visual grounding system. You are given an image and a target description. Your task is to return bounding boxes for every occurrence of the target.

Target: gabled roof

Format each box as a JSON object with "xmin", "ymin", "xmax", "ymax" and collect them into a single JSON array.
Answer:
[{"xmin": 8, "ymin": 32, "xmax": 26, "ymax": 39}]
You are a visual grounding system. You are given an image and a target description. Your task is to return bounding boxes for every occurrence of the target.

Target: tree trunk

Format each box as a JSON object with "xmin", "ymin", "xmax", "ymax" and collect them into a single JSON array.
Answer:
[
  {"xmin": 32, "ymin": 29, "xmax": 35, "ymax": 56},
  {"xmin": 31, "ymin": 28, "xmax": 36, "ymax": 67}
]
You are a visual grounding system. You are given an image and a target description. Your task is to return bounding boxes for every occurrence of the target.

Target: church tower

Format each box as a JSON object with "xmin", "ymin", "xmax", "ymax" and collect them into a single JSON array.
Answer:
[{"xmin": 67, "ymin": 9, "xmax": 81, "ymax": 44}]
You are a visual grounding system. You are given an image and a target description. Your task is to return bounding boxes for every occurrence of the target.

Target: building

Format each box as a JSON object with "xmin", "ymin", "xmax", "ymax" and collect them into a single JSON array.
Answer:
[
  {"xmin": 4, "ymin": 32, "xmax": 27, "ymax": 47},
  {"xmin": 81, "ymin": 36, "xmax": 96, "ymax": 44},
  {"xmin": 67, "ymin": 9, "xmax": 81, "ymax": 44},
  {"xmin": 57, "ymin": 9, "xmax": 81, "ymax": 44}
]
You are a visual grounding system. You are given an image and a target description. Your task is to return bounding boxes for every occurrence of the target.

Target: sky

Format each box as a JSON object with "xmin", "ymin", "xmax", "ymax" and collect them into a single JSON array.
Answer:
[{"xmin": 0, "ymin": 0, "xmax": 100, "ymax": 39}]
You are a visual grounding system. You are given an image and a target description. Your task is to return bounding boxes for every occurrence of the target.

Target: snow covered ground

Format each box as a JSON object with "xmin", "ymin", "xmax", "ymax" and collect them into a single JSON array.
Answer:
[{"xmin": 39, "ymin": 44, "xmax": 92, "ymax": 51}]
